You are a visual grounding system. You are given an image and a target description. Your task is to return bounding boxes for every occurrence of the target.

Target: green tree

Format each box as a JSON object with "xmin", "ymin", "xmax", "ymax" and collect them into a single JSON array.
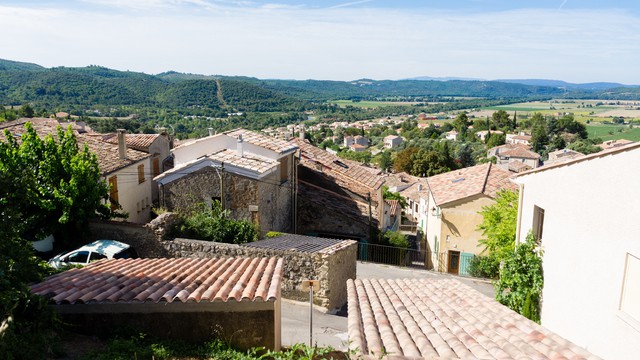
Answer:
[
  {"xmin": 375, "ymin": 150, "xmax": 393, "ymax": 172},
  {"xmin": 18, "ymin": 104, "xmax": 35, "ymax": 118},
  {"xmin": 393, "ymin": 147, "xmax": 419, "ymax": 173},
  {"xmin": 452, "ymin": 112, "xmax": 471, "ymax": 138},
  {"xmin": 491, "ymin": 110, "xmax": 511, "ymax": 130},
  {"xmin": 495, "ymin": 232, "xmax": 544, "ymax": 322},
  {"xmin": 477, "ymin": 189, "xmax": 518, "ymax": 260},
  {"xmin": 530, "ymin": 113, "xmax": 549, "ymax": 153},
  {"xmin": 0, "ymin": 122, "xmax": 115, "ymax": 247},
  {"xmin": 486, "ymin": 133, "xmax": 506, "ymax": 148}
]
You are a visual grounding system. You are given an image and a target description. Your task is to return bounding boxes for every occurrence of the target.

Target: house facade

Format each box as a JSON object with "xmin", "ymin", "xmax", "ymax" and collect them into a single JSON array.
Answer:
[
  {"xmin": 513, "ymin": 143, "xmax": 640, "ymax": 360},
  {"xmin": 383, "ymin": 135, "xmax": 403, "ymax": 149},
  {"xmin": 422, "ymin": 163, "xmax": 517, "ymax": 274},
  {"xmin": 155, "ymin": 129, "xmax": 298, "ymax": 234}
]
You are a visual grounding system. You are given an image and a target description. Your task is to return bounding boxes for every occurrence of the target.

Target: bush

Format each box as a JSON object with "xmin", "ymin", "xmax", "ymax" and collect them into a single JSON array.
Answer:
[
  {"xmin": 495, "ymin": 232, "xmax": 543, "ymax": 322},
  {"xmin": 380, "ymin": 230, "xmax": 409, "ymax": 248},
  {"xmin": 467, "ymin": 254, "xmax": 500, "ymax": 279},
  {"xmin": 177, "ymin": 201, "xmax": 258, "ymax": 244}
]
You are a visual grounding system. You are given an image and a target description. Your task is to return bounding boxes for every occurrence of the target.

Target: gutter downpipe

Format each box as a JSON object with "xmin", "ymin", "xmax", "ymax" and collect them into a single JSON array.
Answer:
[{"xmin": 515, "ymin": 182, "xmax": 524, "ymax": 246}]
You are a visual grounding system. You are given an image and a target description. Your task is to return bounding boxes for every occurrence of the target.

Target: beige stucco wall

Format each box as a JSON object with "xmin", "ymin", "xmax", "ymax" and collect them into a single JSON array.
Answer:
[
  {"xmin": 107, "ymin": 157, "xmax": 153, "ymax": 224},
  {"xmin": 428, "ymin": 194, "xmax": 494, "ymax": 272}
]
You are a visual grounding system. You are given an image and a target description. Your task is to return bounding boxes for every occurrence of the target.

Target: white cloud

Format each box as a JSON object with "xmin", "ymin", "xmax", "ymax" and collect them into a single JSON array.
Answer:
[{"xmin": 1, "ymin": 3, "xmax": 639, "ymax": 83}]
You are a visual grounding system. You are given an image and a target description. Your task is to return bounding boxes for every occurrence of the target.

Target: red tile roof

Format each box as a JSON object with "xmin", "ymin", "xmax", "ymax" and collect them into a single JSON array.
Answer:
[
  {"xmin": 291, "ymin": 138, "xmax": 385, "ymax": 190},
  {"xmin": 500, "ymin": 145, "xmax": 540, "ymax": 159},
  {"xmin": 0, "ymin": 118, "xmax": 150, "ymax": 175},
  {"xmin": 427, "ymin": 163, "xmax": 516, "ymax": 206},
  {"xmin": 347, "ymin": 278, "xmax": 598, "ymax": 359},
  {"xmin": 30, "ymin": 257, "xmax": 283, "ymax": 304},
  {"xmin": 102, "ymin": 133, "xmax": 161, "ymax": 151},
  {"xmin": 226, "ymin": 128, "xmax": 297, "ymax": 155}
]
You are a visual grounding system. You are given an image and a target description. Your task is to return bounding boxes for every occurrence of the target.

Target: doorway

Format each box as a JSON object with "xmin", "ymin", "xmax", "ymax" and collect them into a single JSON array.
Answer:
[{"xmin": 448, "ymin": 250, "xmax": 460, "ymax": 275}]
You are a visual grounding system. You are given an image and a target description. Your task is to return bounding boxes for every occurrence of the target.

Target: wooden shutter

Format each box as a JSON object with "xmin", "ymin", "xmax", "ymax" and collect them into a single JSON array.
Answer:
[{"xmin": 108, "ymin": 176, "xmax": 119, "ymax": 210}]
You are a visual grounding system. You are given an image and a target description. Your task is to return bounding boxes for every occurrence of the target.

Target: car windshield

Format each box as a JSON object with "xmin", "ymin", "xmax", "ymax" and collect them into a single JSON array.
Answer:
[{"xmin": 67, "ymin": 251, "xmax": 89, "ymax": 263}]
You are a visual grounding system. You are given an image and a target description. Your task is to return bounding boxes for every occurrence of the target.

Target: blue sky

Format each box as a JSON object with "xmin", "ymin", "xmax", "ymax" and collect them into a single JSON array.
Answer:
[{"xmin": 1, "ymin": 0, "xmax": 640, "ymax": 83}]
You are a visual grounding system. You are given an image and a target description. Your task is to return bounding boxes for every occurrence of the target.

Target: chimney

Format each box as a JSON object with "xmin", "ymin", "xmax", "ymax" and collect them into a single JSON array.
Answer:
[
  {"xmin": 418, "ymin": 184, "xmax": 422, "ymax": 191},
  {"xmin": 117, "ymin": 129, "xmax": 127, "ymax": 160},
  {"xmin": 237, "ymin": 134, "xmax": 244, "ymax": 157},
  {"xmin": 208, "ymin": 128, "xmax": 214, "ymax": 136},
  {"xmin": 299, "ymin": 126, "xmax": 305, "ymax": 140}
]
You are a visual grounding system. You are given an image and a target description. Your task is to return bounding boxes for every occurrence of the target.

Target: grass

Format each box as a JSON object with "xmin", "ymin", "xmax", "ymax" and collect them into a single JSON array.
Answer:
[{"xmin": 586, "ymin": 123, "xmax": 640, "ymax": 142}]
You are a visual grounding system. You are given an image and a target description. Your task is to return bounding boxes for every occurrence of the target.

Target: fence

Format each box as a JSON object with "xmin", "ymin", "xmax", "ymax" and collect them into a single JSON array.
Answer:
[{"xmin": 357, "ymin": 242, "xmax": 427, "ymax": 269}]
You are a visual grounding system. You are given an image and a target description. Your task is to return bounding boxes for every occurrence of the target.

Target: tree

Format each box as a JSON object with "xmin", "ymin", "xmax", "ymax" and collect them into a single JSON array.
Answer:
[
  {"xmin": 530, "ymin": 113, "xmax": 548, "ymax": 153},
  {"xmin": 491, "ymin": 110, "xmax": 511, "ymax": 130},
  {"xmin": 178, "ymin": 201, "xmax": 258, "ymax": 244},
  {"xmin": 495, "ymin": 232, "xmax": 544, "ymax": 322},
  {"xmin": 456, "ymin": 143, "xmax": 475, "ymax": 168},
  {"xmin": 375, "ymin": 150, "xmax": 393, "ymax": 172},
  {"xmin": 18, "ymin": 104, "xmax": 35, "ymax": 118},
  {"xmin": 0, "ymin": 122, "xmax": 115, "ymax": 248},
  {"xmin": 393, "ymin": 147, "xmax": 419, "ymax": 173},
  {"xmin": 477, "ymin": 189, "xmax": 518, "ymax": 260},
  {"xmin": 486, "ymin": 133, "xmax": 506, "ymax": 148},
  {"xmin": 452, "ymin": 112, "xmax": 471, "ymax": 138}
]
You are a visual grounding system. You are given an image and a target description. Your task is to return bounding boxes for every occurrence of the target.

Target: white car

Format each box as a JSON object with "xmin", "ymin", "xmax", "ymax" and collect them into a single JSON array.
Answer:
[{"xmin": 48, "ymin": 240, "xmax": 138, "ymax": 269}]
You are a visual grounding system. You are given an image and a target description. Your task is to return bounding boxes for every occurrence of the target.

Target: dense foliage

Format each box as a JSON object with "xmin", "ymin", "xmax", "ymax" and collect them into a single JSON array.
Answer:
[
  {"xmin": 467, "ymin": 254, "xmax": 500, "ymax": 279},
  {"xmin": 379, "ymin": 230, "xmax": 410, "ymax": 249},
  {"xmin": 177, "ymin": 201, "xmax": 258, "ymax": 244},
  {"xmin": 477, "ymin": 189, "xmax": 519, "ymax": 260},
  {"xmin": 495, "ymin": 233, "xmax": 544, "ymax": 322}
]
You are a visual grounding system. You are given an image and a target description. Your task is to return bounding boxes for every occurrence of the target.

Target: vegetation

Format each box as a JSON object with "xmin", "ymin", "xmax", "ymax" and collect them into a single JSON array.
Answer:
[
  {"xmin": 495, "ymin": 233, "xmax": 544, "ymax": 322},
  {"xmin": 83, "ymin": 334, "xmax": 340, "ymax": 360},
  {"xmin": 477, "ymin": 189, "xmax": 519, "ymax": 260},
  {"xmin": 0, "ymin": 122, "xmax": 117, "ymax": 248},
  {"xmin": 177, "ymin": 201, "xmax": 258, "ymax": 244},
  {"xmin": 467, "ymin": 254, "xmax": 500, "ymax": 279},
  {"xmin": 379, "ymin": 230, "xmax": 410, "ymax": 249}
]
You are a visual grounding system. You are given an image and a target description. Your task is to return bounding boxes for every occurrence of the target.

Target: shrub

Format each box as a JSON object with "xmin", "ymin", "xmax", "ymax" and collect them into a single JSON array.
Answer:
[
  {"xmin": 380, "ymin": 230, "xmax": 409, "ymax": 248},
  {"xmin": 177, "ymin": 201, "xmax": 258, "ymax": 244},
  {"xmin": 468, "ymin": 254, "xmax": 500, "ymax": 279}
]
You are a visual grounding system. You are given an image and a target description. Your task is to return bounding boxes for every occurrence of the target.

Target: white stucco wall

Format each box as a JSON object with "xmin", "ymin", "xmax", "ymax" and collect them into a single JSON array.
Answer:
[
  {"xmin": 107, "ymin": 158, "xmax": 153, "ymax": 224},
  {"xmin": 514, "ymin": 147, "xmax": 640, "ymax": 359}
]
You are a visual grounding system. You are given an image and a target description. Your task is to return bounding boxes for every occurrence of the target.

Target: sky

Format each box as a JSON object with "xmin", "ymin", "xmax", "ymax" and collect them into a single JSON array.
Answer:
[{"xmin": 1, "ymin": 0, "xmax": 640, "ymax": 83}]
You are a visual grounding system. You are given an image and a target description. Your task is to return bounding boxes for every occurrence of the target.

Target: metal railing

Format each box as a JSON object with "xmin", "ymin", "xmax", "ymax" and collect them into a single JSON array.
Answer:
[{"xmin": 357, "ymin": 242, "xmax": 427, "ymax": 269}]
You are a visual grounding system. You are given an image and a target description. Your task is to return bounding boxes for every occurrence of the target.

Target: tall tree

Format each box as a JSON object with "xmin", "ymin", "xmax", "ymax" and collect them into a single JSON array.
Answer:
[
  {"xmin": 452, "ymin": 112, "xmax": 471, "ymax": 138},
  {"xmin": 477, "ymin": 189, "xmax": 519, "ymax": 260},
  {"xmin": 0, "ymin": 122, "xmax": 115, "ymax": 247},
  {"xmin": 491, "ymin": 110, "xmax": 511, "ymax": 130},
  {"xmin": 530, "ymin": 113, "xmax": 549, "ymax": 153}
]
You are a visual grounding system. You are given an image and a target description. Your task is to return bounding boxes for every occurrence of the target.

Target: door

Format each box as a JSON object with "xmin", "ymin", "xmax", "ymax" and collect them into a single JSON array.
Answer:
[{"xmin": 448, "ymin": 250, "xmax": 460, "ymax": 275}]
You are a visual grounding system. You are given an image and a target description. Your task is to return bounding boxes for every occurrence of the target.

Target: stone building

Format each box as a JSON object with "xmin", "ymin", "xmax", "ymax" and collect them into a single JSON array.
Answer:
[
  {"xmin": 290, "ymin": 138, "xmax": 385, "ymax": 240},
  {"xmin": 155, "ymin": 129, "xmax": 298, "ymax": 234}
]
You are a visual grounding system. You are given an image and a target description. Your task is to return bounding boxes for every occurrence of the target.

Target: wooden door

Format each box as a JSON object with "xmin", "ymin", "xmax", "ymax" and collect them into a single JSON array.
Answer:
[{"xmin": 448, "ymin": 250, "xmax": 460, "ymax": 275}]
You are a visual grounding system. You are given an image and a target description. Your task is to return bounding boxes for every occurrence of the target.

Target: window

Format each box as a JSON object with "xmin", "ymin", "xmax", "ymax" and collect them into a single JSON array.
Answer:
[
  {"xmin": 67, "ymin": 251, "xmax": 89, "ymax": 264},
  {"xmin": 108, "ymin": 176, "xmax": 119, "ymax": 211},
  {"xmin": 532, "ymin": 205, "xmax": 545, "ymax": 241},
  {"xmin": 138, "ymin": 164, "xmax": 145, "ymax": 184},
  {"xmin": 620, "ymin": 253, "xmax": 640, "ymax": 324},
  {"xmin": 89, "ymin": 252, "xmax": 107, "ymax": 262}
]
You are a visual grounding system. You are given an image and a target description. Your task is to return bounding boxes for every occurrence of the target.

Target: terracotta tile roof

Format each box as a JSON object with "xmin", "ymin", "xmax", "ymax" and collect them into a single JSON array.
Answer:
[
  {"xmin": 226, "ymin": 128, "xmax": 297, "ymax": 155},
  {"xmin": 347, "ymin": 278, "xmax": 599, "ymax": 359},
  {"xmin": 102, "ymin": 133, "xmax": 161, "ymax": 151},
  {"xmin": 507, "ymin": 160, "xmax": 533, "ymax": 173},
  {"xmin": 30, "ymin": 257, "xmax": 283, "ymax": 304},
  {"xmin": 500, "ymin": 145, "xmax": 540, "ymax": 159},
  {"xmin": 291, "ymin": 138, "xmax": 385, "ymax": 190},
  {"xmin": 427, "ymin": 163, "xmax": 516, "ymax": 206},
  {"xmin": 156, "ymin": 148, "xmax": 277, "ymax": 183},
  {"xmin": 597, "ymin": 138, "xmax": 634, "ymax": 150},
  {"xmin": 0, "ymin": 118, "xmax": 149, "ymax": 175},
  {"xmin": 514, "ymin": 142, "xmax": 640, "ymax": 178}
]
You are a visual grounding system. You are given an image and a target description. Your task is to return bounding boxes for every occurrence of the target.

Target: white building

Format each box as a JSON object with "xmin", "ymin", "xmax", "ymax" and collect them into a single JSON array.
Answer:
[
  {"xmin": 383, "ymin": 135, "xmax": 403, "ymax": 149},
  {"xmin": 513, "ymin": 143, "xmax": 640, "ymax": 360}
]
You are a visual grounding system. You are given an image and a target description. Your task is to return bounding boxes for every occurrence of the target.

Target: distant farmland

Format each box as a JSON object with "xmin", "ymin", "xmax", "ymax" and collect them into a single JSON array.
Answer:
[
  {"xmin": 332, "ymin": 100, "xmax": 420, "ymax": 108},
  {"xmin": 586, "ymin": 123, "xmax": 640, "ymax": 142}
]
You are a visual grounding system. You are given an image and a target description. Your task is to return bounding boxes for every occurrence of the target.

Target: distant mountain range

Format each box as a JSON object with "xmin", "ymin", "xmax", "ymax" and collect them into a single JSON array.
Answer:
[
  {"xmin": 407, "ymin": 76, "xmax": 639, "ymax": 90},
  {"xmin": 2, "ymin": 58, "xmax": 640, "ymax": 112}
]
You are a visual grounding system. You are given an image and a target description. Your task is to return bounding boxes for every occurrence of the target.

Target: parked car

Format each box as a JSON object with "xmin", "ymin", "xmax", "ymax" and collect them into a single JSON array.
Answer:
[{"xmin": 48, "ymin": 240, "xmax": 138, "ymax": 269}]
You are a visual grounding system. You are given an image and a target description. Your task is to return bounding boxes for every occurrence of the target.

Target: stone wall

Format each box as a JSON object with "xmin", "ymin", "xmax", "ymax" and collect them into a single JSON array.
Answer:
[
  {"xmin": 164, "ymin": 238, "xmax": 357, "ymax": 311},
  {"xmin": 158, "ymin": 166, "xmax": 292, "ymax": 234}
]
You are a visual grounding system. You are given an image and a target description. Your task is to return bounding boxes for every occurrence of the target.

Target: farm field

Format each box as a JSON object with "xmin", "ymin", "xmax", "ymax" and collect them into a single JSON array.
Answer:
[
  {"xmin": 478, "ymin": 99, "xmax": 640, "ymax": 123},
  {"xmin": 586, "ymin": 123, "xmax": 640, "ymax": 142},
  {"xmin": 332, "ymin": 100, "xmax": 421, "ymax": 108}
]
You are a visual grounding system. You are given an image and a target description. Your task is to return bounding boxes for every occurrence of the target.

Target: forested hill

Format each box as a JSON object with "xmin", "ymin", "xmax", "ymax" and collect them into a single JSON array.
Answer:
[{"xmin": 2, "ymin": 59, "xmax": 639, "ymax": 113}]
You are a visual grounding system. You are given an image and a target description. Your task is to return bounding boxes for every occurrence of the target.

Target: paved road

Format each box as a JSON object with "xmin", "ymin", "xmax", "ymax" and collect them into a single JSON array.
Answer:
[{"xmin": 280, "ymin": 261, "xmax": 496, "ymax": 351}]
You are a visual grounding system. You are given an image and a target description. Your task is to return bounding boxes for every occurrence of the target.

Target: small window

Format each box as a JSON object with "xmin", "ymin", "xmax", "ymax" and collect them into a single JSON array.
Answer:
[
  {"xmin": 280, "ymin": 157, "xmax": 289, "ymax": 183},
  {"xmin": 532, "ymin": 205, "xmax": 545, "ymax": 241},
  {"xmin": 152, "ymin": 157, "xmax": 160, "ymax": 177},
  {"xmin": 138, "ymin": 164, "xmax": 145, "ymax": 184},
  {"xmin": 114, "ymin": 248, "xmax": 138, "ymax": 260}
]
